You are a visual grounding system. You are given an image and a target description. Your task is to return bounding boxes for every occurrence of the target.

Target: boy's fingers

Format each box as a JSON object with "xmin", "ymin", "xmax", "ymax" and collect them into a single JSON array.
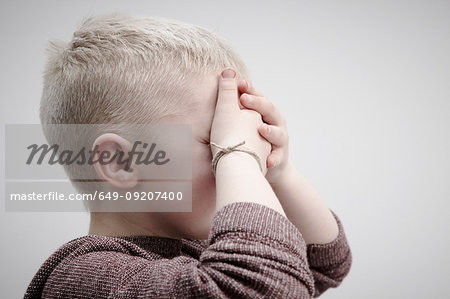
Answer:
[
  {"xmin": 240, "ymin": 94, "xmax": 285, "ymax": 126},
  {"xmin": 239, "ymin": 80, "xmax": 264, "ymax": 96},
  {"xmin": 216, "ymin": 68, "xmax": 240, "ymax": 114},
  {"xmin": 267, "ymin": 148, "xmax": 284, "ymax": 168},
  {"xmin": 258, "ymin": 124, "xmax": 288, "ymax": 146}
]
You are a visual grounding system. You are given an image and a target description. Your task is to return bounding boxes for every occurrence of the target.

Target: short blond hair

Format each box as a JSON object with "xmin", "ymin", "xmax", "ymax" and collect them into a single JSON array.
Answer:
[
  {"xmin": 41, "ymin": 12, "xmax": 249, "ymax": 125},
  {"xmin": 40, "ymin": 13, "xmax": 250, "ymax": 196}
]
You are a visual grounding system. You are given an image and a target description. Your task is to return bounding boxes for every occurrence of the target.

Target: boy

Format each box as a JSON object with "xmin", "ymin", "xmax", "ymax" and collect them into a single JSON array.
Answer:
[{"xmin": 25, "ymin": 13, "xmax": 351, "ymax": 298}]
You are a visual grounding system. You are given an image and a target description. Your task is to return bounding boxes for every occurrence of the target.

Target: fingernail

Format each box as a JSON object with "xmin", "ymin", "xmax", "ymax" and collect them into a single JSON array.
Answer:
[
  {"xmin": 222, "ymin": 68, "xmax": 236, "ymax": 78},
  {"xmin": 246, "ymin": 81, "xmax": 250, "ymax": 89}
]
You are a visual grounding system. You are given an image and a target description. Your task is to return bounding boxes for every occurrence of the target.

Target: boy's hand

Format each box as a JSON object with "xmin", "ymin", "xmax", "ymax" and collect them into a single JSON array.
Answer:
[
  {"xmin": 238, "ymin": 80, "xmax": 341, "ymax": 246},
  {"xmin": 238, "ymin": 80, "xmax": 290, "ymax": 184},
  {"xmin": 210, "ymin": 69, "xmax": 271, "ymax": 175}
]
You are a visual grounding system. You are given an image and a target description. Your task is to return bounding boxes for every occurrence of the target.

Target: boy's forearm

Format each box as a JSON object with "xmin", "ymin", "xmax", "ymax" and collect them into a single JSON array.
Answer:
[
  {"xmin": 269, "ymin": 161, "xmax": 339, "ymax": 245},
  {"xmin": 214, "ymin": 151, "xmax": 286, "ymax": 218}
]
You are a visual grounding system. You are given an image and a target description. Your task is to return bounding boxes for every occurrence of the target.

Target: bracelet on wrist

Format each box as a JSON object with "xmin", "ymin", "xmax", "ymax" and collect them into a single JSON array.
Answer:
[{"xmin": 209, "ymin": 140, "xmax": 263, "ymax": 175}]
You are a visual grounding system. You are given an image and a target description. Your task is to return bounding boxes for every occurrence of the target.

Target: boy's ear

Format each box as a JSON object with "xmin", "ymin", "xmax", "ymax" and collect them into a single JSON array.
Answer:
[{"xmin": 92, "ymin": 133, "xmax": 138, "ymax": 189}]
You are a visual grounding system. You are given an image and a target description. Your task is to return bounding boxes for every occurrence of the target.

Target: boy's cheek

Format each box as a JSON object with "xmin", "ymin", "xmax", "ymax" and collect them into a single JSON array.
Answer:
[{"xmin": 191, "ymin": 141, "xmax": 213, "ymax": 170}]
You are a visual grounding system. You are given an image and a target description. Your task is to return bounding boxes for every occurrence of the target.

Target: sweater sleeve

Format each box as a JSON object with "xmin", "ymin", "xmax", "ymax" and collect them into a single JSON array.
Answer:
[
  {"xmin": 306, "ymin": 210, "xmax": 352, "ymax": 297},
  {"xmin": 41, "ymin": 202, "xmax": 316, "ymax": 298}
]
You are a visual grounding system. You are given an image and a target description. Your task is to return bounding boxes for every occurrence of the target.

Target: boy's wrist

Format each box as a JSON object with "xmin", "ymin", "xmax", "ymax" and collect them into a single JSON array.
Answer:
[
  {"xmin": 215, "ymin": 151, "xmax": 264, "ymax": 176},
  {"xmin": 210, "ymin": 140, "xmax": 265, "ymax": 176}
]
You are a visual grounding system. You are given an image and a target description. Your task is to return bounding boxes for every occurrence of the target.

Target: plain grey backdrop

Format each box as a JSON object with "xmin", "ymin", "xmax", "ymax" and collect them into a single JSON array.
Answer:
[{"xmin": 1, "ymin": 0, "xmax": 449, "ymax": 298}]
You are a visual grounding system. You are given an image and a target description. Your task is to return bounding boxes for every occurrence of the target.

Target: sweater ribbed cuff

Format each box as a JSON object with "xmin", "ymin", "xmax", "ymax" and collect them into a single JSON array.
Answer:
[
  {"xmin": 208, "ymin": 202, "xmax": 306, "ymax": 254},
  {"xmin": 306, "ymin": 210, "xmax": 351, "ymax": 268}
]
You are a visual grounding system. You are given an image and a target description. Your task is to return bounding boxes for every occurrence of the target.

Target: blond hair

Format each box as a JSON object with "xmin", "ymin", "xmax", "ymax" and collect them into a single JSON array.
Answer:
[
  {"xmin": 41, "ymin": 12, "xmax": 250, "ymax": 125},
  {"xmin": 39, "ymin": 13, "xmax": 250, "ymax": 196}
]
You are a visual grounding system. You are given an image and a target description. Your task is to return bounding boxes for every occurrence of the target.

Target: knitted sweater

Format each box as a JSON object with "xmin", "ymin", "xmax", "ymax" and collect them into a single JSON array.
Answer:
[{"xmin": 24, "ymin": 202, "xmax": 352, "ymax": 298}]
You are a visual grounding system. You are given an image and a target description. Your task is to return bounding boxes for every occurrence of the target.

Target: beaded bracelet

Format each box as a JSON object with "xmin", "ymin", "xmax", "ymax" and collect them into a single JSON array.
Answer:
[{"xmin": 209, "ymin": 140, "xmax": 263, "ymax": 175}]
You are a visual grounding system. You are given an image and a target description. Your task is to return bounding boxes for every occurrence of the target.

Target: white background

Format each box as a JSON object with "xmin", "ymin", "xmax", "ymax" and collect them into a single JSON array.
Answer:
[{"xmin": 1, "ymin": 0, "xmax": 449, "ymax": 298}]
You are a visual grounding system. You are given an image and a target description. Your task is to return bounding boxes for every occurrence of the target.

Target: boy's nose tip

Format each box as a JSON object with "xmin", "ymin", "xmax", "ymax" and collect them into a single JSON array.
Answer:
[{"xmin": 222, "ymin": 68, "xmax": 236, "ymax": 79}]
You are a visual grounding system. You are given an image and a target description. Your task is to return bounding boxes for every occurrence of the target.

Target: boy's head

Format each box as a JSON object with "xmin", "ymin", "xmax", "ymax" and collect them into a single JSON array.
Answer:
[
  {"xmin": 40, "ymin": 13, "xmax": 251, "ymax": 239},
  {"xmin": 41, "ymin": 12, "xmax": 249, "ymax": 125}
]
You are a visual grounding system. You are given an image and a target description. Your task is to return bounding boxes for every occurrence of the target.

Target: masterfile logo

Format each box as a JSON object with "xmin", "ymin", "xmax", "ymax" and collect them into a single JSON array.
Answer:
[{"xmin": 4, "ymin": 124, "xmax": 192, "ymax": 212}]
